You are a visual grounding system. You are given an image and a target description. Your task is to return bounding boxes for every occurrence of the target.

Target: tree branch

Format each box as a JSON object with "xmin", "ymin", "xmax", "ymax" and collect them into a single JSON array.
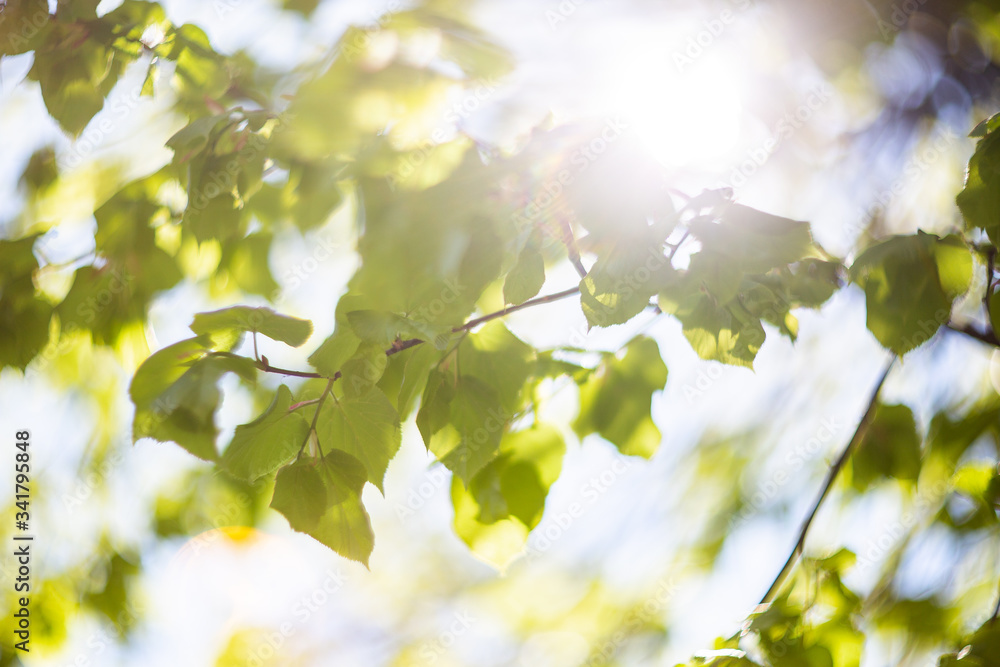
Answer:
[
  {"xmin": 557, "ymin": 214, "xmax": 588, "ymax": 279},
  {"xmin": 992, "ymin": 597, "xmax": 1000, "ymax": 623},
  {"xmin": 981, "ymin": 245, "xmax": 997, "ymax": 308},
  {"xmin": 993, "ymin": 575, "xmax": 1000, "ymax": 621},
  {"xmin": 756, "ymin": 355, "xmax": 897, "ymax": 608},
  {"xmin": 256, "ymin": 358, "xmax": 328, "ymax": 379},
  {"xmin": 455, "ymin": 285, "xmax": 581, "ymax": 332},
  {"xmin": 252, "ymin": 285, "xmax": 583, "ymax": 381},
  {"xmin": 944, "ymin": 323, "xmax": 1000, "ymax": 347},
  {"xmin": 665, "ymin": 229, "xmax": 691, "ymax": 261}
]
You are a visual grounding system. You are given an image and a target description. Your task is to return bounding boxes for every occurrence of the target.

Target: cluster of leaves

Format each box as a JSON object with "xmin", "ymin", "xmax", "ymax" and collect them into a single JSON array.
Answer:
[
  {"xmin": 2, "ymin": 0, "xmax": 990, "ymax": 565},
  {"xmin": 675, "ymin": 388, "xmax": 1000, "ymax": 666},
  {"xmin": 4, "ymin": 1, "xmax": 1000, "ymax": 664}
]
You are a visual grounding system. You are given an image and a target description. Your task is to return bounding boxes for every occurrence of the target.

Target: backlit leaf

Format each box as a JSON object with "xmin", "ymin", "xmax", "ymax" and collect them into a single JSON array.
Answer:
[{"xmin": 221, "ymin": 385, "xmax": 310, "ymax": 482}]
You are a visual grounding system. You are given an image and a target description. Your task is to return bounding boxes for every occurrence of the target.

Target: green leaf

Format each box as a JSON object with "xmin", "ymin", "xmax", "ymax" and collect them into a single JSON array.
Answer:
[
  {"xmin": 666, "ymin": 294, "xmax": 765, "ymax": 369},
  {"xmin": 416, "ymin": 367, "xmax": 456, "ymax": 447},
  {"xmin": 419, "ymin": 373, "xmax": 507, "ymax": 484},
  {"xmin": 346, "ymin": 310, "xmax": 442, "ymax": 347},
  {"xmin": 440, "ymin": 377, "xmax": 508, "ymax": 482},
  {"xmin": 168, "ymin": 24, "xmax": 230, "ymax": 102},
  {"xmin": 191, "ymin": 306, "xmax": 313, "ymax": 350},
  {"xmin": 850, "ymin": 233, "xmax": 972, "ymax": 355},
  {"xmin": 93, "ymin": 171, "xmax": 171, "ymax": 258},
  {"xmin": 933, "ymin": 235, "xmax": 974, "ymax": 298},
  {"xmin": 62, "ymin": 175, "xmax": 183, "ymax": 345},
  {"xmin": 281, "ymin": 0, "xmax": 323, "ymax": 17},
  {"xmin": 938, "ymin": 618, "xmax": 1000, "ymax": 665},
  {"xmin": 395, "ymin": 343, "xmax": 439, "ymax": 419},
  {"xmin": 309, "ymin": 327, "xmax": 362, "ymax": 378},
  {"xmin": 691, "ymin": 204, "xmax": 815, "ymax": 273},
  {"xmin": 927, "ymin": 404, "xmax": 1000, "ymax": 467},
  {"xmin": 952, "ymin": 461, "xmax": 998, "ymax": 508},
  {"xmin": 457, "ymin": 323, "xmax": 534, "ymax": 413},
  {"xmin": 784, "ymin": 259, "xmax": 843, "ymax": 307},
  {"xmin": 316, "ymin": 387, "xmax": 401, "ymax": 493},
  {"xmin": 496, "ymin": 424, "xmax": 566, "ymax": 528},
  {"xmin": 58, "ymin": 252, "xmax": 182, "ymax": 345},
  {"xmin": 271, "ymin": 451, "xmax": 374, "ymax": 566},
  {"xmin": 283, "ymin": 161, "xmax": 346, "ymax": 231},
  {"xmin": 574, "ymin": 336, "xmax": 667, "ymax": 457},
  {"xmin": 958, "ymin": 117, "xmax": 1000, "ymax": 242},
  {"xmin": 451, "ymin": 474, "xmax": 528, "ymax": 571},
  {"xmin": 339, "ymin": 343, "xmax": 389, "ymax": 399},
  {"xmin": 417, "ymin": 10, "xmax": 516, "ymax": 80},
  {"xmin": 970, "ymin": 112, "xmax": 1000, "ymax": 137},
  {"xmin": 166, "ymin": 114, "xmax": 228, "ymax": 161},
  {"xmin": 307, "ymin": 295, "xmax": 373, "ymax": 377},
  {"xmin": 141, "ymin": 60, "xmax": 157, "ymax": 97},
  {"xmin": 182, "ymin": 190, "xmax": 241, "ymax": 243},
  {"xmin": 29, "ymin": 34, "xmax": 125, "ymax": 136},
  {"xmin": 221, "ymin": 386, "xmax": 310, "ymax": 482},
  {"xmin": 269, "ymin": 459, "xmax": 328, "ymax": 531},
  {"xmin": 684, "ymin": 250, "xmax": 744, "ymax": 306},
  {"xmin": 504, "ymin": 240, "xmax": 545, "ymax": 306},
  {"xmin": 851, "ymin": 403, "xmax": 921, "ymax": 491},
  {"xmin": 456, "ymin": 424, "xmax": 567, "ymax": 530},
  {"xmin": 130, "ymin": 337, "xmax": 257, "ymax": 461},
  {"xmin": 222, "ymin": 233, "xmax": 280, "ymax": 298},
  {"xmin": 0, "ymin": 235, "xmax": 52, "ymax": 371},
  {"xmin": 340, "ymin": 162, "xmax": 509, "ymax": 333},
  {"xmin": 580, "ymin": 238, "xmax": 672, "ymax": 329},
  {"xmin": 0, "ymin": 0, "xmax": 51, "ymax": 56},
  {"xmin": 0, "ymin": 292, "xmax": 52, "ymax": 372}
]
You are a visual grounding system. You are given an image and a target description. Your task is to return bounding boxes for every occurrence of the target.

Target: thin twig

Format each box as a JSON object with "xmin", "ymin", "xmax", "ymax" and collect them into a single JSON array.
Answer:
[
  {"xmin": 993, "ymin": 576, "xmax": 1000, "ymax": 621},
  {"xmin": 250, "ymin": 284, "xmax": 583, "ymax": 381},
  {"xmin": 389, "ymin": 338, "xmax": 425, "ymax": 354},
  {"xmin": 287, "ymin": 398, "xmax": 321, "ymax": 412},
  {"xmin": 984, "ymin": 247, "xmax": 996, "ymax": 310},
  {"xmin": 252, "ymin": 332, "xmax": 260, "ymax": 362},
  {"xmin": 756, "ymin": 356, "xmax": 897, "ymax": 608},
  {"xmin": 256, "ymin": 358, "xmax": 328, "ymax": 379},
  {"xmin": 38, "ymin": 251, "xmax": 97, "ymax": 269},
  {"xmin": 554, "ymin": 213, "xmax": 588, "ymax": 279},
  {"xmin": 665, "ymin": 229, "xmax": 692, "ymax": 261},
  {"xmin": 456, "ymin": 286, "xmax": 581, "ymax": 332},
  {"xmin": 944, "ymin": 323, "xmax": 1000, "ymax": 347}
]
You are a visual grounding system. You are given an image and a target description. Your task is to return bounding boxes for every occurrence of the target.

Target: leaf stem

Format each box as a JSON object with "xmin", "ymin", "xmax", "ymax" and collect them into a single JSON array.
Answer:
[
  {"xmin": 756, "ymin": 355, "xmax": 896, "ymax": 608},
  {"xmin": 665, "ymin": 229, "xmax": 691, "ymax": 261},
  {"xmin": 984, "ymin": 246, "xmax": 996, "ymax": 310},
  {"xmin": 993, "ymin": 570, "xmax": 1000, "ymax": 621},
  {"xmin": 287, "ymin": 398, "xmax": 321, "ymax": 412},
  {"xmin": 944, "ymin": 323, "xmax": 1000, "ymax": 347},
  {"xmin": 296, "ymin": 379, "xmax": 333, "ymax": 461},
  {"xmin": 256, "ymin": 358, "xmax": 329, "ymax": 379}
]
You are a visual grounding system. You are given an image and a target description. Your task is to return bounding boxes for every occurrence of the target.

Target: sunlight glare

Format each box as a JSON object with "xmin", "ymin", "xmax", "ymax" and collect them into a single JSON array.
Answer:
[{"xmin": 614, "ymin": 49, "xmax": 744, "ymax": 168}]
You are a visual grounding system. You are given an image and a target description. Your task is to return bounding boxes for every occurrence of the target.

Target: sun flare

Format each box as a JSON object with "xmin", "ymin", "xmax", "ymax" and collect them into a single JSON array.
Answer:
[{"xmin": 613, "ymin": 48, "xmax": 745, "ymax": 168}]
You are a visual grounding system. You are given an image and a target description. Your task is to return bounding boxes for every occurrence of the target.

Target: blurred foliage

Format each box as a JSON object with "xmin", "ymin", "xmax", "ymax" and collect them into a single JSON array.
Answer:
[{"xmin": 2, "ymin": 0, "xmax": 1000, "ymax": 664}]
